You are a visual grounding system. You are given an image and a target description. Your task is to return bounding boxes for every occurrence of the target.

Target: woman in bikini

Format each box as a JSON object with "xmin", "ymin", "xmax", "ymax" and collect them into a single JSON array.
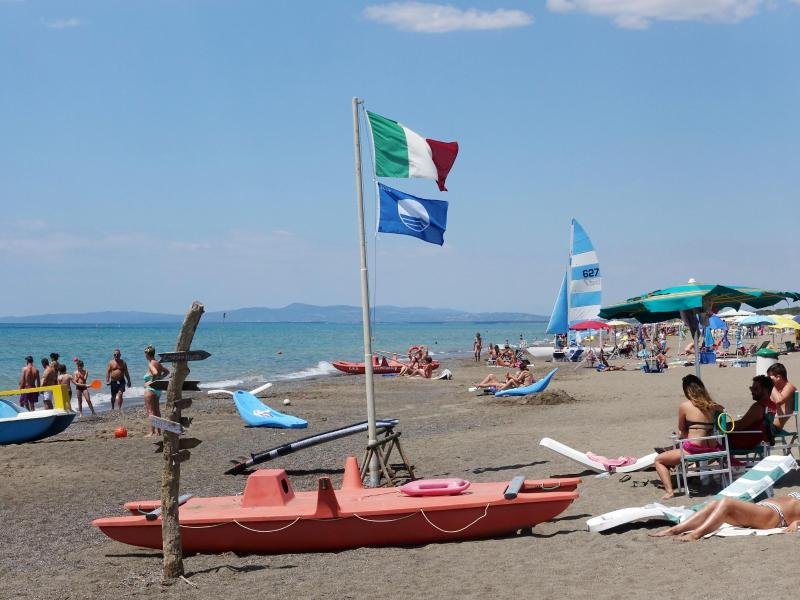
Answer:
[
  {"xmin": 143, "ymin": 345, "xmax": 170, "ymax": 437},
  {"xmin": 651, "ymin": 493, "xmax": 800, "ymax": 541},
  {"xmin": 653, "ymin": 374, "xmax": 725, "ymax": 499},
  {"xmin": 73, "ymin": 358, "xmax": 96, "ymax": 417}
]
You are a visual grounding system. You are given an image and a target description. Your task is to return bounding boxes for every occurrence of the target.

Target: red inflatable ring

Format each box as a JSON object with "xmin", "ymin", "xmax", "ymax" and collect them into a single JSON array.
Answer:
[{"xmin": 400, "ymin": 478, "xmax": 471, "ymax": 497}]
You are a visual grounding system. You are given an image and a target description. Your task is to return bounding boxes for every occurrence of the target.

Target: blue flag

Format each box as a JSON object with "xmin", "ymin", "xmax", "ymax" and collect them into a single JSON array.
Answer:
[{"xmin": 378, "ymin": 183, "xmax": 448, "ymax": 246}]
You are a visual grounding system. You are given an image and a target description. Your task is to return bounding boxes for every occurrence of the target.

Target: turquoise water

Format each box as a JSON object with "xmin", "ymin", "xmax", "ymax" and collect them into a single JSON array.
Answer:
[{"xmin": 0, "ymin": 321, "xmax": 548, "ymax": 409}]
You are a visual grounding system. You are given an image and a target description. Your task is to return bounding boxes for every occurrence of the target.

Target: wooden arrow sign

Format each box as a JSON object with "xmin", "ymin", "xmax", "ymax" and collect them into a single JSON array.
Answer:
[
  {"xmin": 174, "ymin": 450, "xmax": 191, "ymax": 463},
  {"xmin": 158, "ymin": 350, "xmax": 211, "ymax": 362},
  {"xmin": 178, "ymin": 437, "xmax": 202, "ymax": 450},
  {"xmin": 150, "ymin": 416, "xmax": 184, "ymax": 435},
  {"xmin": 174, "ymin": 398, "xmax": 193, "ymax": 410},
  {"xmin": 149, "ymin": 380, "xmax": 200, "ymax": 392}
]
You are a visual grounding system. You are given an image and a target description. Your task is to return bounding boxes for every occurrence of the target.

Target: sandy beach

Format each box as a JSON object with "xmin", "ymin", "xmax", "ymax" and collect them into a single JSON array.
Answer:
[{"xmin": 3, "ymin": 342, "xmax": 800, "ymax": 599}]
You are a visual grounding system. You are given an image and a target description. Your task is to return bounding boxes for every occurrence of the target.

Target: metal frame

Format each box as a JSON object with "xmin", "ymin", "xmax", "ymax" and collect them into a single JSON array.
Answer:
[{"xmin": 674, "ymin": 433, "xmax": 733, "ymax": 497}]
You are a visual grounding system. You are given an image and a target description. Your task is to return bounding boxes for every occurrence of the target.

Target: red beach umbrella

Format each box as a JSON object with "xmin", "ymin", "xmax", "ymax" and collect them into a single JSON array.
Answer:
[{"xmin": 569, "ymin": 320, "xmax": 611, "ymax": 331}]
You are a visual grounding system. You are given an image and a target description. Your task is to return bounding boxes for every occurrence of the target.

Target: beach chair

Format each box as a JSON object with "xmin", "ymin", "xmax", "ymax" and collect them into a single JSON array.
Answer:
[
  {"xmin": 539, "ymin": 437, "xmax": 657, "ymax": 474},
  {"xmin": 494, "ymin": 368, "xmax": 558, "ymax": 397},
  {"xmin": 769, "ymin": 390, "xmax": 799, "ymax": 459},
  {"xmin": 587, "ymin": 454, "xmax": 797, "ymax": 533},
  {"xmin": 673, "ymin": 433, "xmax": 733, "ymax": 497},
  {"xmin": 568, "ymin": 348, "xmax": 584, "ymax": 363}
]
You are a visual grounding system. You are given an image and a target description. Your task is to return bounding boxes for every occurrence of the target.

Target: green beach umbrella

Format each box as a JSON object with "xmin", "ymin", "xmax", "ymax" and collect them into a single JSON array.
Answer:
[{"xmin": 599, "ymin": 281, "xmax": 800, "ymax": 378}]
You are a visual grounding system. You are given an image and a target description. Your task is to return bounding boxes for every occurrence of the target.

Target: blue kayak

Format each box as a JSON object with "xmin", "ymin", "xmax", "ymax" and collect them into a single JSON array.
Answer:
[
  {"xmin": 494, "ymin": 367, "xmax": 558, "ymax": 397},
  {"xmin": 233, "ymin": 391, "xmax": 308, "ymax": 429}
]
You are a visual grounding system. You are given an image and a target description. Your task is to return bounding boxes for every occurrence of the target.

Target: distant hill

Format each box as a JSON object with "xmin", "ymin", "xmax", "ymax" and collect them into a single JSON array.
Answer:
[{"xmin": 0, "ymin": 303, "xmax": 548, "ymax": 325}]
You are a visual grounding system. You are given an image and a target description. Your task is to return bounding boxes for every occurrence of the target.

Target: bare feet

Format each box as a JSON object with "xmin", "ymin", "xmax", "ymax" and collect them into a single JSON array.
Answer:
[
  {"xmin": 649, "ymin": 529, "xmax": 672, "ymax": 538},
  {"xmin": 144, "ymin": 433, "xmax": 155, "ymax": 438},
  {"xmin": 660, "ymin": 491, "xmax": 675, "ymax": 500},
  {"xmin": 677, "ymin": 533, "xmax": 700, "ymax": 542}
]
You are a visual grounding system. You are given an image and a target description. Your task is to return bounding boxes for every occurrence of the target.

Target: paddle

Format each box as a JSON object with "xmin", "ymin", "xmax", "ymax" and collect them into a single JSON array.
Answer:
[
  {"xmin": 207, "ymin": 382, "xmax": 273, "ymax": 397},
  {"xmin": 249, "ymin": 382, "xmax": 273, "ymax": 395},
  {"xmin": 77, "ymin": 379, "xmax": 103, "ymax": 390}
]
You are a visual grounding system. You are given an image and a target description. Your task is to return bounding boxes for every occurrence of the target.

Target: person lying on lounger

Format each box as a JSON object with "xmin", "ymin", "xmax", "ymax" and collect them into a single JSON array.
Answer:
[
  {"xmin": 475, "ymin": 360, "xmax": 533, "ymax": 391},
  {"xmin": 597, "ymin": 349, "xmax": 624, "ymax": 371},
  {"xmin": 650, "ymin": 493, "xmax": 800, "ymax": 541},
  {"xmin": 653, "ymin": 375, "xmax": 725, "ymax": 499}
]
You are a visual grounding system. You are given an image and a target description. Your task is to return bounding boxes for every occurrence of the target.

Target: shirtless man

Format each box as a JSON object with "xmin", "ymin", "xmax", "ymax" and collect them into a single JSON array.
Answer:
[
  {"xmin": 57, "ymin": 364, "xmax": 73, "ymax": 406},
  {"xmin": 475, "ymin": 360, "xmax": 534, "ymax": 391},
  {"xmin": 19, "ymin": 356, "xmax": 40, "ymax": 411},
  {"xmin": 106, "ymin": 349, "xmax": 132, "ymax": 410},
  {"xmin": 40, "ymin": 358, "xmax": 57, "ymax": 410},
  {"xmin": 767, "ymin": 363, "xmax": 797, "ymax": 428}
]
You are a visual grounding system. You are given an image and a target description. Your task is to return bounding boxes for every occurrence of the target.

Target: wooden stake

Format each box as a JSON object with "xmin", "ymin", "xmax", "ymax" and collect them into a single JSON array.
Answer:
[{"xmin": 161, "ymin": 301, "xmax": 204, "ymax": 582}]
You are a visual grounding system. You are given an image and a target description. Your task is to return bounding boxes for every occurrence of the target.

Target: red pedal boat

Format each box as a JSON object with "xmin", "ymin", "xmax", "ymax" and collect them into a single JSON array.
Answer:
[
  {"xmin": 92, "ymin": 458, "xmax": 580, "ymax": 554},
  {"xmin": 331, "ymin": 355, "xmax": 439, "ymax": 375}
]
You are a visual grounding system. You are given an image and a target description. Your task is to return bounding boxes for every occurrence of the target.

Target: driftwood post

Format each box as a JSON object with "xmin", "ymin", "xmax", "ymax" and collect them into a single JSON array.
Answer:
[{"xmin": 161, "ymin": 301, "xmax": 204, "ymax": 581}]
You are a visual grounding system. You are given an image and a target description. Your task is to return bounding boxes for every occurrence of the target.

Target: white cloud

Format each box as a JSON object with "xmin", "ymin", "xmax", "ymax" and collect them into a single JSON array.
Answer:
[
  {"xmin": 363, "ymin": 2, "xmax": 533, "ymax": 33},
  {"xmin": 546, "ymin": 0, "xmax": 770, "ymax": 29},
  {"xmin": 42, "ymin": 17, "xmax": 82, "ymax": 29}
]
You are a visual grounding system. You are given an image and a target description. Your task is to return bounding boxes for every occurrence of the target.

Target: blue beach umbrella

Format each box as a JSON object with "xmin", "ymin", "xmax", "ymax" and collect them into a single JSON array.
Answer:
[{"xmin": 708, "ymin": 315, "xmax": 727, "ymax": 330}]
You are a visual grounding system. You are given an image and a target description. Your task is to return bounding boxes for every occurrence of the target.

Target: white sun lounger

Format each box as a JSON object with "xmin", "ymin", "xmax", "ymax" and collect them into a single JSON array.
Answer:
[
  {"xmin": 587, "ymin": 454, "xmax": 797, "ymax": 533},
  {"xmin": 539, "ymin": 437, "xmax": 657, "ymax": 474}
]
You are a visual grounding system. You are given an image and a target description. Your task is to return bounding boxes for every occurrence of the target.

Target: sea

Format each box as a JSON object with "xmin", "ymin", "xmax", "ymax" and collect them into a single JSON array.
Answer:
[{"xmin": 0, "ymin": 321, "xmax": 549, "ymax": 411}]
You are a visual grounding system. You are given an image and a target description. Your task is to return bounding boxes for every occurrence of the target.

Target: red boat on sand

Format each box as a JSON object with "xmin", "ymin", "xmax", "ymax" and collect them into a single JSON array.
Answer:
[
  {"xmin": 332, "ymin": 355, "xmax": 439, "ymax": 375},
  {"xmin": 92, "ymin": 457, "xmax": 580, "ymax": 554}
]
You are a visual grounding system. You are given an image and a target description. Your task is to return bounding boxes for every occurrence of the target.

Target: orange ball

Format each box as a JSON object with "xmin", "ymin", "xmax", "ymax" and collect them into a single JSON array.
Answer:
[{"xmin": 114, "ymin": 426, "xmax": 128, "ymax": 438}]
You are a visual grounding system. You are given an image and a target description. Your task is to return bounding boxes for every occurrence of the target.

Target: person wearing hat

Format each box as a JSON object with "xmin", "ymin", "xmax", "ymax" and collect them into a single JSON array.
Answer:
[{"xmin": 19, "ymin": 356, "xmax": 40, "ymax": 411}]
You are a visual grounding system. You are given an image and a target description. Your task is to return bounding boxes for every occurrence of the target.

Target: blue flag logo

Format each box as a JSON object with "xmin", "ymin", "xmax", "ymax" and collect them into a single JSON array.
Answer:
[{"xmin": 378, "ymin": 183, "xmax": 448, "ymax": 246}]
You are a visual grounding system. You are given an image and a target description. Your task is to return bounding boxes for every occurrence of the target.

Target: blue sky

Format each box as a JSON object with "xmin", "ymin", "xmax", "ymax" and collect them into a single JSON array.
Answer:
[{"xmin": 1, "ymin": 0, "xmax": 798, "ymax": 317}]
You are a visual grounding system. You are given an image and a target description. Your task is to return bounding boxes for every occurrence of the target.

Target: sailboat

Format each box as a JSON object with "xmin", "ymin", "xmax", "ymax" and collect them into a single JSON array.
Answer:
[{"xmin": 527, "ymin": 219, "xmax": 602, "ymax": 360}]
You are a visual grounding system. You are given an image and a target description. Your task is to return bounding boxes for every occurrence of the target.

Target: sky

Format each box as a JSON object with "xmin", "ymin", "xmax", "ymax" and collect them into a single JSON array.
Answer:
[{"xmin": 1, "ymin": 0, "xmax": 799, "ymax": 317}]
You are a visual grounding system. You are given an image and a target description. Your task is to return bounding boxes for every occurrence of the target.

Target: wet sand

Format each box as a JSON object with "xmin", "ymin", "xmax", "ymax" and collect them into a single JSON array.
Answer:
[{"xmin": 3, "ymin": 342, "xmax": 800, "ymax": 599}]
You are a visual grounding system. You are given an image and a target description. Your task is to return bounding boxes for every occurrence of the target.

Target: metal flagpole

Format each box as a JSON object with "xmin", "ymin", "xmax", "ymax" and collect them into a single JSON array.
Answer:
[{"xmin": 352, "ymin": 97, "xmax": 380, "ymax": 486}]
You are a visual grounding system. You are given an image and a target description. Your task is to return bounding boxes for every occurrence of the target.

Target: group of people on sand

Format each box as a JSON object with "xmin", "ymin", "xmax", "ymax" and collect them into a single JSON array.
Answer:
[
  {"xmin": 653, "ymin": 363, "xmax": 797, "ymax": 500},
  {"xmin": 398, "ymin": 345, "xmax": 434, "ymax": 378},
  {"xmin": 17, "ymin": 346, "xmax": 170, "ymax": 436},
  {"xmin": 474, "ymin": 359, "xmax": 535, "ymax": 392},
  {"xmin": 633, "ymin": 362, "xmax": 800, "ymax": 542}
]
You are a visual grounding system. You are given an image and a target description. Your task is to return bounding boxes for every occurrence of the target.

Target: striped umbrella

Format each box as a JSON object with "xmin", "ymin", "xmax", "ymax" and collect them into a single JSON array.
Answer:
[
  {"xmin": 599, "ymin": 282, "xmax": 800, "ymax": 378},
  {"xmin": 599, "ymin": 284, "xmax": 800, "ymax": 324}
]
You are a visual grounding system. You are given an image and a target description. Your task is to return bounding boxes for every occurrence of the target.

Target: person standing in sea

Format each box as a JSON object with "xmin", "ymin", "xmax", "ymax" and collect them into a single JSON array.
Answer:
[
  {"xmin": 73, "ymin": 358, "xmax": 96, "ymax": 417},
  {"xmin": 473, "ymin": 332, "xmax": 482, "ymax": 362},
  {"xmin": 106, "ymin": 349, "xmax": 132, "ymax": 411},
  {"xmin": 40, "ymin": 357, "xmax": 57, "ymax": 409},
  {"xmin": 19, "ymin": 355, "xmax": 40, "ymax": 411}
]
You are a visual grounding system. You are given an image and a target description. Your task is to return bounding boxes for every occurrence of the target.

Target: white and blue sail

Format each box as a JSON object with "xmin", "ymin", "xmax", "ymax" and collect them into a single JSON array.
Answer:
[
  {"xmin": 567, "ymin": 219, "xmax": 601, "ymax": 326},
  {"xmin": 545, "ymin": 218, "xmax": 601, "ymax": 334}
]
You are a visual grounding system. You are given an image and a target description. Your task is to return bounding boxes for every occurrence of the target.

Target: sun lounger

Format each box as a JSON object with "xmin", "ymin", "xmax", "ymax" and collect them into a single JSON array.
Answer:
[
  {"xmin": 494, "ymin": 368, "xmax": 558, "ymax": 397},
  {"xmin": 586, "ymin": 454, "xmax": 797, "ymax": 532},
  {"xmin": 539, "ymin": 437, "xmax": 657, "ymax": 474}
]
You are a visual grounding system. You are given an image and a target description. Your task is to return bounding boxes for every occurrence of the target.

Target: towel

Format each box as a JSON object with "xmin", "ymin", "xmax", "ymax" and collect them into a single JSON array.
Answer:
[{"xmin": 585, "ymin": 452, "xmax": 637, "ymax": 470}]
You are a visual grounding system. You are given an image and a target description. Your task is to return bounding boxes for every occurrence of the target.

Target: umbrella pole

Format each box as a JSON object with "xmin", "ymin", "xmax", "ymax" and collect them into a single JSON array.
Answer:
[{"xmin": 694, "ymin": 329, "xmax": 701, "ymax": 379}]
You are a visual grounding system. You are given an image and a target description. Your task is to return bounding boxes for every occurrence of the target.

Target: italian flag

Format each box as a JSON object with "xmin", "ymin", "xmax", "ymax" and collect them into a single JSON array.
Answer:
[{"xmin": 367, "ymin": 111, "xmax": 459, "ymax": 192}]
